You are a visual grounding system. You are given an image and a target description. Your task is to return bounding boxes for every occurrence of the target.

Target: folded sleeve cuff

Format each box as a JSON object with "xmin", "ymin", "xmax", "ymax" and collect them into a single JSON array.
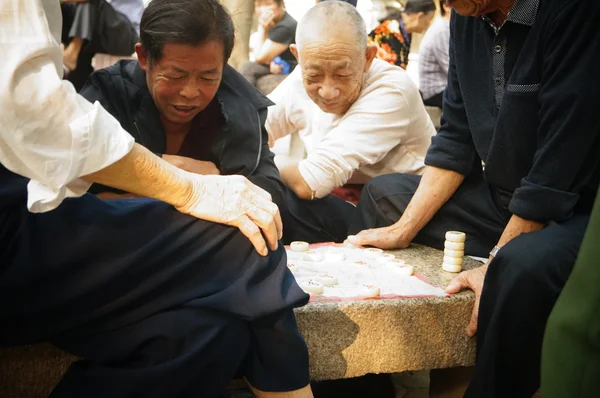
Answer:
[
  {"xmin": 509, "ymin": 179, "xmax": 580, "ymax": 222},
  {"xmin": 424, "ymin": 134, "xmax": 476, "ymax": 176}
]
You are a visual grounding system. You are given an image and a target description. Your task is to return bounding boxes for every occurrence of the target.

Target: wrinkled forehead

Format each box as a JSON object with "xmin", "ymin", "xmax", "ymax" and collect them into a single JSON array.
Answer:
[{"xmin": 302, "ymin": 58, "xmax": 355, "ymax": 75}]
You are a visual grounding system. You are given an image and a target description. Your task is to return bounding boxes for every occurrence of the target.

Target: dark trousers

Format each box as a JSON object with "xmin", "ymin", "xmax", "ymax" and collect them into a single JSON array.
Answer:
[
  {"xmin": 350, "ymin": 173, "xmax": 590, "ymax": 398},
  {"xmin": 282, "ymin": 187, "xmax": 356, "ymax": 244},
  {"xmin": 61, "ymin": 0, "xmax": 138, "ymax": 91},
  {"xmin": 239, "ymin": 61, "xmax": 271, "ymax": 87},
  {"xmin": 0, "ymin": 169, "xmax": 309, "ymax": 397},
  {"xmin": 422, "ymin": 91, "xmax": 444, "ymax": 109}
]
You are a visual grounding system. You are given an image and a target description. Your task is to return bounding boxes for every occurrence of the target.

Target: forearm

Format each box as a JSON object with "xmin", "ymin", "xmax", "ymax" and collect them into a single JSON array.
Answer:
[
  {"xmin": 252, "ymin": 28, "xmax": 268, "ymax": 60},
  {"xmin": 84, "ymin": 143, "xmax": 191, "ymax": 208},
  {"xmin": 496, "ymin": 214, "xmax": 544, "ymax": 249},
  {"xmin": 391, "ymin": 166, "xmax": 464, "ymax": 244}
]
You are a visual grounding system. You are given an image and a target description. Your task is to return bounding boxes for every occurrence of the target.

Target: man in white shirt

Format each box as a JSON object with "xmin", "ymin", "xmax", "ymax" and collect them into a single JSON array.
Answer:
[
  {"xmin": 0, "ymin": 1, "xmax": 313, "ymax": 397},
  {"xmin": 267, "ymin": 1, "xmax": 436, "ymax": 243}
]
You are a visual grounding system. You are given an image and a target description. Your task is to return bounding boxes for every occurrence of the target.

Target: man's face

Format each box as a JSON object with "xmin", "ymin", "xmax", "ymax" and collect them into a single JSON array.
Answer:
[
  {"xmin": 255, "ymin": 0, "xmax": 284, "ymax": 20},
  {"xmin": 136, "ymin": 41, "xmax": 224, "ymax": 126},
  {"xmin": 444, "ymin": 0, "xmax": 497, "ymax": 16},
  {"xmin": 292, "ymin": 35, "xmax": 375, "ymax": 115}
]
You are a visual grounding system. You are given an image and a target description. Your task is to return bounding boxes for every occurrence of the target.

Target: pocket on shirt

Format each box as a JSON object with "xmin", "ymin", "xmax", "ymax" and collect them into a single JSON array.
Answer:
[{"xmin": 506, "ymin": 83, "xmax": 540, "ymax": 94}]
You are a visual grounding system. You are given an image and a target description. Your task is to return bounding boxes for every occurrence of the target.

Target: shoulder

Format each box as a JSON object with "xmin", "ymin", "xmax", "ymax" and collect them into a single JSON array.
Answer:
[
  {"xmin": 220, "ymin": 65, "xmax": 273, "ymax": 109},
  {"xmin": 361, "ymin": 59, "xmax": 419, "ymax": 100},
  {"xmin": 277, "ymin": 12, "xmax": 297, "ymax": 30},
  {"xmin": 267, "ymin": 67, "xmax": 305, "ymax": 103}
]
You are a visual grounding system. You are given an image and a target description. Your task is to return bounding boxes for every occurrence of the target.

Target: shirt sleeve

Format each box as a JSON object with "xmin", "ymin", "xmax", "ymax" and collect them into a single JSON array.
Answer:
[
  {"xmin": 298, "ymin": 84, "xmax": 415, "ymax": 198},
  {"xmin": 0, "ymin": 0, "xmax": 134, "ymax": 213},
  {"xmin": 424, "ymin": 13, "xmax": 478, "ymax": 176},
  {"xmin": 265, "ymin": 71, "xmax": 298, "ymax": 142},
  {"xmin": 509, "ymin": 1, "xmax": 600, "ymax": 222}
]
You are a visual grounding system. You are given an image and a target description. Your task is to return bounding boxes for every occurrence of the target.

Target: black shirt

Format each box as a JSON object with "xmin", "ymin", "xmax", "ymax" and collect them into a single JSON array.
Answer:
[
  {"xmin": 425, "ymin": 0, "xmax": 600, "ymax": 223},
  {"xmin": 268, "ymin": 11, "xmax": 297, "ymax": 65}
]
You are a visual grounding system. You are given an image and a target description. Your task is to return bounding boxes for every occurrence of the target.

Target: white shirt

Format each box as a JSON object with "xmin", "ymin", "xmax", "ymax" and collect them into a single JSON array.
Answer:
[
  {"xmin": 266, "ymin": 58, "xmax": 436, "ymax": 198},
  {"xmin": 418, "ymin": 17, "xmax": 450, "ymax": 100},
  {"xmin": 0, "ymin": 0, "xmax": 134, "ymax": 212}
]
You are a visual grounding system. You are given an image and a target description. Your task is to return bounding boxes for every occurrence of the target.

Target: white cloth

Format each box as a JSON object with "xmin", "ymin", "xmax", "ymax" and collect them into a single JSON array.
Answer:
[
  {"xmin": 418, "ymin": 17, "xmax": 450, "ymax": 101},
  {"xmin": 266, "ymin": 58, "xmax": 436, "ymax": 198},
  {"xmin": 0, "ymin": 0, "xmax": 135, "ymax": 212}
]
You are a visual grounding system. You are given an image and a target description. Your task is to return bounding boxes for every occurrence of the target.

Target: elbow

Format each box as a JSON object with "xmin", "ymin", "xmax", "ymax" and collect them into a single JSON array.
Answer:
[{"xmin": 291, "ymin": 182, "xmax": 313, "ymax": 201}]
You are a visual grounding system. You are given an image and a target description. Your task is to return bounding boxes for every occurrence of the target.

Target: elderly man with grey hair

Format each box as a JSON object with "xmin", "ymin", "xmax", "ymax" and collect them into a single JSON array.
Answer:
[{"xmin": 267, "ymin": 0, "xmax": 436, "ymax": 244}]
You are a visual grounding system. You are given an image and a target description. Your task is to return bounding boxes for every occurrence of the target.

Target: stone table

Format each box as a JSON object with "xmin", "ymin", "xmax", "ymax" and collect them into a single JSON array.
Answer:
[
  {"xmin": 295, "ymin": 244, "xmax": 478, "ymax": 381},
  {"xmin": 0, "ymin": 245, "xmax": 479, "ymax": 397}
]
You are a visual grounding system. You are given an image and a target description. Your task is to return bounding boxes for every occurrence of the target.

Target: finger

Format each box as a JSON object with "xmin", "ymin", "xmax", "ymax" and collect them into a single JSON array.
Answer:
[
  {"xmin": 346, "ymin": 231, "xmax": 374, "ymax": 246},
  {"xmin": 466, "ymin": 295, "xmax": 480, "ymax": 337},
  {"xmin": 445, "ymin": 273, "xmax": 469, "ymax": 294},
  {"xmin": 236, "ymin": 215, "xmax": 269, "ymax": 256},
  {"xmin": 247, "ymin": 181, "xmax": 272, "ymax": 201},
  {"xmin": 249, "ymin": 194, "xmax": 282, "ymax": 240},
  {"xmin": 247, "ymin": 206, "xmax": 279, "ymax": 252}
]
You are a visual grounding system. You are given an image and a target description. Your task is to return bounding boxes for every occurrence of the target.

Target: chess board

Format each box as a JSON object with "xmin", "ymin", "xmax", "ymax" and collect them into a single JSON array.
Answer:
[{"xmin": 286, "ymin": 243, "xmax": 447, "ymax": 302}]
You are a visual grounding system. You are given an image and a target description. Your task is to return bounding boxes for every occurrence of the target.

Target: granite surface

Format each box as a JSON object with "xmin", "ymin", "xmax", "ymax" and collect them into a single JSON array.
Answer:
[
  {"xmin": 0, "ymin": 244, "xmax": 479, "ymax": 396},
  {"xmin": 296, "ymin": 244, "xmax": 478, "ymax": 380}
]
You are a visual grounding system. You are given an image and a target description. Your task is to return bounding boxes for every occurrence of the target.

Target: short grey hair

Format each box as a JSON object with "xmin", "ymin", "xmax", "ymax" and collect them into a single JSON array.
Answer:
[{"xmin": 296, "ymin": 1, "xmax": 367, "ymax": 52}]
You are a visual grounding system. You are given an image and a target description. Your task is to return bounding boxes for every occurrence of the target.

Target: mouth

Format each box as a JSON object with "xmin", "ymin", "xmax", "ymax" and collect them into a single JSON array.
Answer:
[{"xmin": 171, "ymin": 105, "xmax": 199, "ymax": 117}]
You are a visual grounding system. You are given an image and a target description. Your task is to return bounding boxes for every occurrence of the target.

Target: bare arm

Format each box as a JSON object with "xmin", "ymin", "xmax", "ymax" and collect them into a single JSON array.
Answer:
[
  {"xmin": 85, "ymin": 144, "xmax": 282, "ymax": 256},
  {"xmin": 279, "ymin": 162, "xmax": 313, "ymax": 200},
  {"xmin": 348, "ymin": 166, "xmax": 464, "ymax": 248}
]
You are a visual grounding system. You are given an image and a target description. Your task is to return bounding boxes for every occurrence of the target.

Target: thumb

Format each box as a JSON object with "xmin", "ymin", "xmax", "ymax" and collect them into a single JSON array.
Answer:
[
  {"xmin": 445, "ymin": 273, "xmax": 467, "ymax": 294},
  {"xmin": 466, "ymin": 304, "xmax": 479, "ymax": 337},
  {"xmin": 347, "ymin": 231, "xmax": 374, "ymax": 247}
]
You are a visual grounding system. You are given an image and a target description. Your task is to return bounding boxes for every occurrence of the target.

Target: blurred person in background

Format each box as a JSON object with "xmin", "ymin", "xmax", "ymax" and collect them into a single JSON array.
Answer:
[
  {"xmin": 240, "ymin": 0, "xmax": 297, "ymax": 87},
  {"xmin": 418, "ymin": 0, "xmax": 451, "ymax": 108},
  {"xmin": 368, "ymin": 0, "xmax": 436, "ymax": 68},
  {"xmin": 61, "ymin": 0, "xmax": 144, "ymax": 91}
]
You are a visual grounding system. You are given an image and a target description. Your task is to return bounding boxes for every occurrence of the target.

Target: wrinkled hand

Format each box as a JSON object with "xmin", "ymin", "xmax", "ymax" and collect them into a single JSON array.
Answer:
[
  {"xmin": 445, "ymin": 263, "xmax": 489, "ymax": 337},
  {"xmin": 270, "ymin": 61, "xmax": 284, "ymax": 75},
  {"xmin": 162, "ymin": 154, "xmax": 220, "ymax": 175},
  {"xmin": 177, "ymin": 174, "xmax": 282, "ymax": 256},
  {"xmin": 346, "ymin": 225, "xmax": 409, "ymax": 250}
]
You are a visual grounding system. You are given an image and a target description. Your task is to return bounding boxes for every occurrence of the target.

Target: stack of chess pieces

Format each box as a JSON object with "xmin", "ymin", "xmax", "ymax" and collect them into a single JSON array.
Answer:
[{"xmin": 442, "ymin": 231, "xmax": 465, "ymax": 273}]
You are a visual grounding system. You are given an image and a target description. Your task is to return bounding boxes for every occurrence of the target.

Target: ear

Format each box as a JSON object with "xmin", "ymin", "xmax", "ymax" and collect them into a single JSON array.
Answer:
[
  {"xmin": 135, "ymin": 43, "xmax": 149, "ymax": 71},
  {"xmin": 364, "ymin": 44, "xmax": 378, "ymax": 72},
  {"xmin": 290, "ymin": 44, "xmax": 299, "ymax": 62}
]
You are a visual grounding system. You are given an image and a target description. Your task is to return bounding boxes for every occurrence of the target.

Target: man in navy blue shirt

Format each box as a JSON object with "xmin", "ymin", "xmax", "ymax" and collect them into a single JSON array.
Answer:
[{"xmin": 348, "ymin": 0, "xmax": 600, "ymax": 396}]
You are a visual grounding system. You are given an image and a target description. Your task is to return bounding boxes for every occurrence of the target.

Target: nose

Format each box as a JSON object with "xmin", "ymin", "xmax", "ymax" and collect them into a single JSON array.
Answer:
[
  {"xmin": 178, "ymin": 81, "xmax": 201, "ymax": 100},
  {"xmin": 318, "ymin": 81, "xmax": 340, "ymax": 101}
]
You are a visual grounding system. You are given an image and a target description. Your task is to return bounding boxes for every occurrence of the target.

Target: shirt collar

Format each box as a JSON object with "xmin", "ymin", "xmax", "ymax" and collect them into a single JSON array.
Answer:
[
  {"xmin": 506, "ymin": 0, "xmax": 540, "ymax": 26},
  {"xmin": 481, "ymin": 0, "xmax": 540, "ymax": 31}
]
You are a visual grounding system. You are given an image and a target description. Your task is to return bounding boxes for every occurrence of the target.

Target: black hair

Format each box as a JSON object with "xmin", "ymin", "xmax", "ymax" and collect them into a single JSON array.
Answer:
[
  {"xmin": 140, "ymin": 0, "xmax": 235, "ymax": 64},
  {"xmin": 404, "ymin": 0, "xmax": 437, "ymax": 14}
]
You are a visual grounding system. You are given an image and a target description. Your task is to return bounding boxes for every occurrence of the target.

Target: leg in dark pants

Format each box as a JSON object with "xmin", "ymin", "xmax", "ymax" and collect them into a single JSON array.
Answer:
[
  {"xmin": 0, "ymin": 172, "xmax": 309, "ymax": 397},
  {"xmin": 466, "ymin": 214, "xmax": 589, "ymax": 398},
  {"xmin": 350, "ymin": 173, "xmax": 509, "ymax": 257},
  {"xmin": 282, "ymin": 187, "xmax": 356, "ymax": 244},
  {"xmin": 240, "ymin": 61, "xmax": 271, "ymax": 87}
]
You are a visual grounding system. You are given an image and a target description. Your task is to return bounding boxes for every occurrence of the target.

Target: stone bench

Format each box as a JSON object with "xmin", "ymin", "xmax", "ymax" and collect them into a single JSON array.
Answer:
[{"xmin": 0, "ymin": 244, "xmax": 477, "ymax": 397}]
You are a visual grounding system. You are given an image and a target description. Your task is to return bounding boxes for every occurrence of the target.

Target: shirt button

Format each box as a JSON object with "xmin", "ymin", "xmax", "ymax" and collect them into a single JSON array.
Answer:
[
  {"xmin": 494, "ymin": 44, "xmax": 502, "ymax": 53},
  {"xmin": 495, "ymin": 77, "xmax": 502, "ymax": 85}
]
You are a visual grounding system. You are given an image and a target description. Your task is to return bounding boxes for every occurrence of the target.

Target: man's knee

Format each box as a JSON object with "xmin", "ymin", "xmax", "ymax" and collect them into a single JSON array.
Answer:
[
  {"xmin": 490, "ymin": 228, "xmax": 577, "ymax": 298},
  {"xmin": 359, "ymin": 173, "xmax": 420, "ymax": 205}
]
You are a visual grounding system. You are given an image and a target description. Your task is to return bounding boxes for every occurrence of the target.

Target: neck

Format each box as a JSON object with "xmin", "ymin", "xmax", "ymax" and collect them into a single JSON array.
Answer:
[
  {"xmin": 484, "ymin": 0, "xmax": 516, "ymax": 25},
  {"xmin": 161, "ymin": 116, "xmax": 190, "ymax": 136}
]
